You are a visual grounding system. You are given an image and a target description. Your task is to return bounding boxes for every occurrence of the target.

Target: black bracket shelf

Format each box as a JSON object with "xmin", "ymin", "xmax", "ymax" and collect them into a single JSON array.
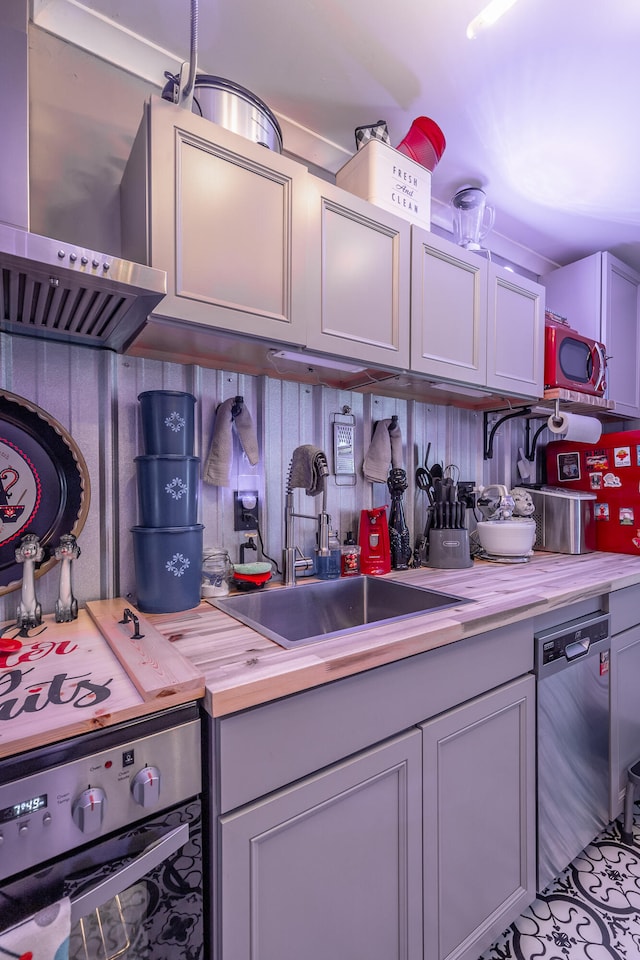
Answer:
[{"xmin": 483, "ymin": 406, "xmax": 552, "ymax": 461}]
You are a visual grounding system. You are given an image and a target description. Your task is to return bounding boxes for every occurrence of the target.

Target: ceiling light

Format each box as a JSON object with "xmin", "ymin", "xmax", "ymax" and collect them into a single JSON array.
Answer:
[
  {"xmin": 270, "ymin": 350, "xmax": 366, "ymax": 373},
  {"xmin": 466, "ymin": 0, "xmax": 520, "ymax": 39}
]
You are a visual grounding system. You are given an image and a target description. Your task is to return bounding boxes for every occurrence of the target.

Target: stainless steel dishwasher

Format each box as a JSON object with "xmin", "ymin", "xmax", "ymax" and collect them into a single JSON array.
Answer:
[{"xmin": 535, "ymin": 611, "xmax": 610, "ymax": 892}]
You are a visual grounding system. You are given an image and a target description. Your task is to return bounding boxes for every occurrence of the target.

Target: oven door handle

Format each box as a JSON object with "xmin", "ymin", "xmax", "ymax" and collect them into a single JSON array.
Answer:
[{"xmin": 70, "ymin": 822, "xmax": 189, "ymax": 925}]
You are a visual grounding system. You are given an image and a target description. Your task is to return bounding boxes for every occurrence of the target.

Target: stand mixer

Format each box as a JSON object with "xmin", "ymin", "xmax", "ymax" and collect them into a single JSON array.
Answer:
[{"xmin": 474, "ymin": 485, "xmax": 536, "ymax": 562}]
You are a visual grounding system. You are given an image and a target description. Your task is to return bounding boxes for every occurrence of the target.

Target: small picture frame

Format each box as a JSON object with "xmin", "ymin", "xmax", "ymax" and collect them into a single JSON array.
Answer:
[{"xmin": 557, "ymin": 452, "xmax": 581, "ymax": 481}]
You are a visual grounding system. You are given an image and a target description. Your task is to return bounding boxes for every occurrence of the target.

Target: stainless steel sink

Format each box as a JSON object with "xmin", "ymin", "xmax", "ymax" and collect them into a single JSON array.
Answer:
[{"xmin": 210, "ymin": 575, "xmax": 470, "ymax": 648}]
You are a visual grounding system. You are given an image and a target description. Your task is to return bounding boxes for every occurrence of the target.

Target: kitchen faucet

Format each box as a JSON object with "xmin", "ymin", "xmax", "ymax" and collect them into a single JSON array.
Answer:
[{"xmin": 283, "ymin": 451, "xmax": 331, "ymax": 586}]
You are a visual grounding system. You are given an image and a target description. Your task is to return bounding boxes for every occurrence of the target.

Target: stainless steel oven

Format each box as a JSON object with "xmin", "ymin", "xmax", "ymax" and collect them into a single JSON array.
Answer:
[{"xmin": 0, "ymin": 702, "xmax": 204, "ymax": 960}]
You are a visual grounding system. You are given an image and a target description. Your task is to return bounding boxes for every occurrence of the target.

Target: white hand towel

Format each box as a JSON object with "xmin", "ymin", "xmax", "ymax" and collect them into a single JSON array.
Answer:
[
  {"xmin": 204, "ymin": 398, "xmax": 260, "ymax": 487},
  {"xmin": 363, "ymin": 419, "xmax": 404, "ymax": 482},
  {"xmin": 0, "ymin": 897, "xmax": 71, "ymax": 960}
]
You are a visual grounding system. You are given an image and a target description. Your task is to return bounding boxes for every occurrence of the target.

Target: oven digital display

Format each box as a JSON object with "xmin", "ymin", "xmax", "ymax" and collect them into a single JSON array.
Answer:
[{"xmin": 0, "ymin": 794, "xmax": 47, "ymax": 823}]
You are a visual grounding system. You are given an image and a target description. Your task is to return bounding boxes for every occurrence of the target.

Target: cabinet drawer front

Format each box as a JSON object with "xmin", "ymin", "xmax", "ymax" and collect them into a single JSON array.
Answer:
[{"xmin": 609, "ymin": 583, "xmax": 640, "ymax": 636}]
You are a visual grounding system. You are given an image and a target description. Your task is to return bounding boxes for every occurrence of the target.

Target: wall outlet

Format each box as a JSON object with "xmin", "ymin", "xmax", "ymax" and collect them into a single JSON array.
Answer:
[
  {"xmin": 234, "ymin": 490, "xmax": 259, "ymax": 530},
  {"xmin": 458, "ymin": 482, "xmax": 477, "ymax": 509}
]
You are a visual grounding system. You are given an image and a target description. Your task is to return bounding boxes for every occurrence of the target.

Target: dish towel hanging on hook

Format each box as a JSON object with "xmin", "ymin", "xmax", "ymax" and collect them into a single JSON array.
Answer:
[
  {"xmin": 363, "ymin": 418, "xmax": 403, "ymax": 483},
  {"xmin": 0, "ymin": 896, "xmax": 71, "ymax": 960},
  {"xmin": 204, "ymin": 396, "xmax": 260, "ymax": 486}
]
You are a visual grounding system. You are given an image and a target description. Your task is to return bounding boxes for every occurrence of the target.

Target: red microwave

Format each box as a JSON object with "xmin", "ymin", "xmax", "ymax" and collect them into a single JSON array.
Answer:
[{"xmin": 544, "ymin": 320, "xmax": 607, "ymax": 396}]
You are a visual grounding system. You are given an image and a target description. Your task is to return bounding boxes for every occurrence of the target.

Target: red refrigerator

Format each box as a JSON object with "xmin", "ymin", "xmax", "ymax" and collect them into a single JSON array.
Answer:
[{"xmin": 546, "ymin": 430, "xmax": 640, "ymax": 555}]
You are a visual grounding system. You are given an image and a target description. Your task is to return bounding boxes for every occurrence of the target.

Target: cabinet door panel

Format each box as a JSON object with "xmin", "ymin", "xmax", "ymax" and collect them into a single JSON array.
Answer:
[
  {"xmin": 178, "ymin": 143, "xmax": 286, "ymax": 316},
  {"xmin": 221, "ymin": 730, "xmax": 423, "ymax": 960},
  {"xmin": 305, "ymin": 182, "xmax": 410, "ymax": 368},
  {"xmin": 422, "ymin": 675, "xmax": 536, "ymax": 960},
  {"xmin": 411, "ymin": 229, "xmax": 487, "ymax": 385},
  {"xmin": 610, "ymin": 624, "xmax": 640, "ymax": 817},
  {"xmin": 602, "ymin": 255, "xmax": 640, "ymax": 417},
  {"xmin": 148, "ymin": 99, "xmax": 308, "ymax": 345},
  {"xmin": 487, "ymin": 266, "xmax": 544, "ymax": 397}
]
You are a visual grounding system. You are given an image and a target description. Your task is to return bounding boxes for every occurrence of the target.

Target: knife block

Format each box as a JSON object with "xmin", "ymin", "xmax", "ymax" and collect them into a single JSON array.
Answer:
[{"xmin": 427, "ymin": 529, "xmax": 472, "ymax": 569}]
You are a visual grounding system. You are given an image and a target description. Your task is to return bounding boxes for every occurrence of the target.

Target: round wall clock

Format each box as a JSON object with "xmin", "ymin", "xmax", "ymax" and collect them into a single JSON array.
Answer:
[{"xmin": 0, "ymin": 390, "xmax": 91, "ymax": 596}]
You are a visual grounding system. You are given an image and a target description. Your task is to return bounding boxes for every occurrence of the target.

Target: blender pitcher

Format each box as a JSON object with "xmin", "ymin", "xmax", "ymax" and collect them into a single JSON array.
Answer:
[{"xmin": 451, "ymin": 187, "xmax": 495, "ymax": 249}]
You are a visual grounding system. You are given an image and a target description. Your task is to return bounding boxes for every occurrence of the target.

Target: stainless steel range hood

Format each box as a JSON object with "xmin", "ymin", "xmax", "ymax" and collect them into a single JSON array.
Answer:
[
  {"xmin": 0, "ymin": 224, "xmax": 166, "ymax": 351},
  {"xmin": 0, "ymin": 0, "xmax": 166, "ymax": 351}
]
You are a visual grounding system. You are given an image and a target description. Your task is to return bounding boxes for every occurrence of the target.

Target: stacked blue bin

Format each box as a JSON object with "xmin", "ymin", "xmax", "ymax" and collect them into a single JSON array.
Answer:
[{"xmin": 131, "ymin": 390, "xmax": 203, "ymax": 613}]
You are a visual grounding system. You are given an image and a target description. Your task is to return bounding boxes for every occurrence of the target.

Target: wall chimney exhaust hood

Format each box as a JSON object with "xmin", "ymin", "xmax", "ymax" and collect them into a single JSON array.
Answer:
[
  {"xmin": 0, "ymin": 225, "xmax": 167, "ymax": 351},
  {"xmin": 0, "ymin": 0, "xmax": 166, "ymax": 351}
]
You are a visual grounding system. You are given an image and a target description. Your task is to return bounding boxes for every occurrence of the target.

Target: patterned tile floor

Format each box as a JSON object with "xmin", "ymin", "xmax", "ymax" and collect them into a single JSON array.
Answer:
[{"xmin": 479, "ymin": 807, "xmax": 640, "ymax": 959}]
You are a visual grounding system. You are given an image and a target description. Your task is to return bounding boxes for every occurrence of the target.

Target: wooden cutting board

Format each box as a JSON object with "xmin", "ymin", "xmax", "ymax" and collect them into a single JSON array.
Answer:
[
  {"xmin": 0, "ymin": 607, "xmax": 203, "ymax": 758},
  {"xmin": 86, "ymin": 598, "xmax": 205, "ymax": 701}
]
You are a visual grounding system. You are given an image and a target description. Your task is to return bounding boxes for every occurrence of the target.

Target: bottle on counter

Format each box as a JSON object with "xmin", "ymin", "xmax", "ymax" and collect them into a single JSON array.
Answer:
[
  {"xmin": 316, "ymin": 531, "xmax": 341, "ymax": 580},
  {"xmin": 341, "ymin": 532, "xmax": 361, "ymax": 577},
  {"xmin": 201, "ymin": 547, "xmax": 232, "ymax": 597}
]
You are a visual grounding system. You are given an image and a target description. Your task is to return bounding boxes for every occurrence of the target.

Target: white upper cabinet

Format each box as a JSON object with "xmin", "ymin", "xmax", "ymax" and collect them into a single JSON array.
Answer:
[
  {"xmin": 121, "ymin": 96, "xmax": 310, "ymax": 346},
  {"xmin": 304, "ymin": 178, "xmax": 410, "ymax": 369},
  {"xmin": 411, "ymin": 230, "xmax": 488, "ymax": 386},
  {"xmin": 487, "ymin": 263, "xmax": 545, "ymax": 396},
  {"xmin": 411, "ymin": 229, "xmax": 544, "ymax": 399},
  {"xmin": 543, "ymin": 252, "xmax": 640, "ymax": 418}
]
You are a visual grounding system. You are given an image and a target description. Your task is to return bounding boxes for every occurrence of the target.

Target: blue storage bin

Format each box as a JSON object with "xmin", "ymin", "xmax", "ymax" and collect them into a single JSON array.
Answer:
[
  {"xmin": 135, "ymin": 455, "xmax": 200, "ymax": 527},
  {"xmin": 132, "ymin": 524, "xmax": 203, "ymax": 613},
  {"xmin": 138, "ymin": 390, "xmax": 196, "ymax": 455}
]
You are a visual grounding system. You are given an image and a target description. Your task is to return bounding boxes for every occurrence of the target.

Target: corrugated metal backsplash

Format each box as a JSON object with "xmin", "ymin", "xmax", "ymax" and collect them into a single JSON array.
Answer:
[{"xmin": 0, "ymin": 333, "xmax": 529, "ymax": 621}]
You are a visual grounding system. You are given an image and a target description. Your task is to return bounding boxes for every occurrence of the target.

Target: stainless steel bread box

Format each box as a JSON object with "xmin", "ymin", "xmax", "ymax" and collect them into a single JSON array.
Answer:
[{"xmin": 529, "ymin": 487, "xmax": 597, "ymax": 554}]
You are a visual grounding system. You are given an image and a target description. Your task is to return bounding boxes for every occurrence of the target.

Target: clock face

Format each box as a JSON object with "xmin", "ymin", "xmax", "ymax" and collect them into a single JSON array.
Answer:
[{"xmin": 0, "ymin": 391, "xmax": 90, "ymax": 595}]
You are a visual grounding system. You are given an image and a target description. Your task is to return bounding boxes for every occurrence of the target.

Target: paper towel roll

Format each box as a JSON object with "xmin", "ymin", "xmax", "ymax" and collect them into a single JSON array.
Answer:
[{"xmin": 547, "ymin": 412, "xmax": 602, "ymax": 443}]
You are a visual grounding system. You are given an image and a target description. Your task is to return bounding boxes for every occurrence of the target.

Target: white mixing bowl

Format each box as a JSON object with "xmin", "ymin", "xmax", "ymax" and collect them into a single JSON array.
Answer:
[{"xmin": 476, "ymin": 519, "xmax": 536, "ymax": 557}]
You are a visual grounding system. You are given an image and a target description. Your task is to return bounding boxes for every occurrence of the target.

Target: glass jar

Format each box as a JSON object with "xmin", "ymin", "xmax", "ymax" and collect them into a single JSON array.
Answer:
[
  {"xmin": 201, "ymin": 547, "xmax": 231, "ymax": 598},
  {"xmin": 341, "ymin": 532, "xmax": 361, "ymax": 577}
]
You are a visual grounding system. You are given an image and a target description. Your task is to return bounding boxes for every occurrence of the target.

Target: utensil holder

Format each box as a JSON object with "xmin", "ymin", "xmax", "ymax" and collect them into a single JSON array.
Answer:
[{"xmin": 427, "ymin": 529, "xmax": 472, "ymax": 569}]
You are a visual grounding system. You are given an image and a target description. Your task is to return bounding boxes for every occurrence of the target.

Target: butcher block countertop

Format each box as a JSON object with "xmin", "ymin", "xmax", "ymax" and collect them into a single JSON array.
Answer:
[
  {"xmin": 148, "ymin": 551, "xmax": 640, "ymax": 719},
  {"xmin": 0, "ymin": 603, "xmax": 204, "ymax": 759}
]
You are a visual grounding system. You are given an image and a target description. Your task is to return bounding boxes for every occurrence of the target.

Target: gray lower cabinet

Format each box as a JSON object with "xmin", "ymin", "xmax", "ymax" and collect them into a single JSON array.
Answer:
[
  {"xmin": 220, "ymin": 729, "xmax": 423, "ymax": 960},
  {"xmin": 609, "ymin": 584, "xmax": 640, "ymax": 817},
  {"xmin": 421, "ymin": 675, "xmax": 536, "ymax": 960},
  {"xmin": 213, "ymin": 620, "xmax": 536, "ymax": 960}
]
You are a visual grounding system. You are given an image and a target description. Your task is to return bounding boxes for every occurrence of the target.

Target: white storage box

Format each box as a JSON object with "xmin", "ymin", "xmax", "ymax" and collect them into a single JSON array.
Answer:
[{"xmin": 336, "ymin": 139, "xmax": 431, "ymax": 229}]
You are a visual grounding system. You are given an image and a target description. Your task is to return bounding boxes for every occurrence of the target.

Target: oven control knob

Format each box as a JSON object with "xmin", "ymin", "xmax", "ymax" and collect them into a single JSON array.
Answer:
[
  {"xmin": 132, "ymin": 766, "xmax": 161, "ymax": 808},
  {"xmin": 72, "ymin": 786, "xmax": 106, "ymax": 833}
]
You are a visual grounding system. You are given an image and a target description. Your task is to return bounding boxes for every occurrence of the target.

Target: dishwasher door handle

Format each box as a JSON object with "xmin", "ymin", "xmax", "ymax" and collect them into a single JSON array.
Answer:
[{"xmin": 565, "ymin": 638, "xmax": 591, "ymax": 660}]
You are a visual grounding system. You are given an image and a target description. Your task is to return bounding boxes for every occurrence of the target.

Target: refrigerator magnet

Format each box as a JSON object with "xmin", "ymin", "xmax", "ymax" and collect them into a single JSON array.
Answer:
[{"xmin": 614, "ymin": 446, "xmax": 631, "ymax": 467}]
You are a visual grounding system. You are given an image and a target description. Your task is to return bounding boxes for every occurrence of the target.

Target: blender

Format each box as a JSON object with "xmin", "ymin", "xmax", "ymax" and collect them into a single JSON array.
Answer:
[{"xmin": 451, "ymin": 186, "xmax": 495, "ymax": 251}]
